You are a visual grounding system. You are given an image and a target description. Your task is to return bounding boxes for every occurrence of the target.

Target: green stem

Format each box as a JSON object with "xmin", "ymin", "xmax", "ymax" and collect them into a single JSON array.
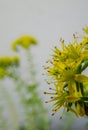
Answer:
[
  {"xmin": 0, "ymin": 83, "xmax": 19, "ymax": 130},
  {"xmin": 26, "ymin": 49, "xmax": 37, "ymax": 84}
]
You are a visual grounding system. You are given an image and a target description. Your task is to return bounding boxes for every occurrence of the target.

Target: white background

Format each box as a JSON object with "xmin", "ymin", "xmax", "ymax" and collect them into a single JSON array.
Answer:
[{"xmin": 0, "ymin": 0, "xmax": 88, "ymax": 130}]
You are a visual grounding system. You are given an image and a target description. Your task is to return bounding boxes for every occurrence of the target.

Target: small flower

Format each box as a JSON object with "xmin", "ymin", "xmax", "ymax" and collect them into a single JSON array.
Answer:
[
  {"xmin": 11, "ymin": 35, "xmax": 38, "ymax": 51},
  {"xmin": 0, "ymin": 56, "xmax": 20, "ymax": 68},
  {"xmin": 0, "ymin": 56, "xmax": 12, "ymax": 67},
  {"xmin": 0, "ymin": 56, "xmax": 20, "ymax": 78}
]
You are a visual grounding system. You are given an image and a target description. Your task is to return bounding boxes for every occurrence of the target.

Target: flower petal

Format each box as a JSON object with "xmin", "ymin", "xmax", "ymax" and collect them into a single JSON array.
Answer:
[{"xmin": 75, "ymin": 74, "xmax": 88, "ymax": 83}]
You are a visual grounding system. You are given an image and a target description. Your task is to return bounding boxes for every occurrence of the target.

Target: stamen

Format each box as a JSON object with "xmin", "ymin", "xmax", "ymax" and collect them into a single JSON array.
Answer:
[
  {"xmin": 80, "ymin": 42, "xmax": 82, "ymax": 46},
  {"xmin": 44, "ymin": 91, "xmax": 57, "ymax": 95},
  {"xmin": 52, "ymin": 113, "xmax": 55, "ymax": 116},
  {"xmin": 52, "ymin": 108, "xmax": 58, "ymax": 112},
  {"xmin": 45, "ymin": 98, "xmax": 56, "ymax": 103},
  {"xmin": 46, "ymin": 60, "xmax": 49, "ymax": 63},
  {"xmin": 43, "ymin": 66, "xmax": 49, "ymax": 69},
  {"xmin": 45, "ymin": 101, "xmax": 48, "ymax": 103},
  {"xmin": 60, "ymin": 108, "xmax": 65, "ymax": 119},
  {"xmin": 46, "ymin": 81, "xmax": 51, "ymax": 85},
  {"xmin": 73, "ymin": 33, "xmax": 75, "ymax": 37},
  {"xmin": 49, "ymin": 88, "xmax": 56, "ymax": 91},
  {"xmin": 44, "ymin": 92, "xmax": 47, "ymax": 94},
  {"xmin": 59, "ymin": 52, "xmax": 62, "ymax": 55},
  {"xmin": 50, "ymin": 61, "xmax": 53, "ymax": 64},
  {"xmin": 54, "ymin": 46, "xmax": 57, "ymax": 49},
  {"xmin": 50, "ymin": 97, "xmax": 54, "ymax": 99},
  {"xmin": 75, "ymin": 60, "xmax": 77, "ymax": 63},
  {"xmin": 42, "ymin": 73, "xmax": 45, "ymax": 75}
]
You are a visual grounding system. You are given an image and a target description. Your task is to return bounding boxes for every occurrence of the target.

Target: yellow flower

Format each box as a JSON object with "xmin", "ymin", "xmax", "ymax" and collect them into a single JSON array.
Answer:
[
  {"xmin": 11, "ymin": 35, "xmax": 38, "ymax": 51},
  {"xmin": 44, "ymin": 90, "xmax": 68, "ymax": 116},
  {"xmin": 54, "ymin": 32, "xmax": 88, "ymax": 62},
  {"xmin": 44, "ymin": 85, "xmax": 81, "ymax": 117},
  {"xmin": 44, "ymin": 26, "xmax": 88, "ymax": 118},
  {"xmin": 46, "ymin": 58, "xmax": 82, "ymax": 85},
  {"xmin": 45, "ymin": 59, "xmax": 85, "ymax": 116},
  {"xmin": 0, "ymin": 55, "xmax": 20, "ymax": 78},
  {"xmin": 0, "ymin": 56, "xmax": 20, "ymax": 68},
  {"xmin": 0, "ymin": 56, "xmax": 12, "ymax": 67}
]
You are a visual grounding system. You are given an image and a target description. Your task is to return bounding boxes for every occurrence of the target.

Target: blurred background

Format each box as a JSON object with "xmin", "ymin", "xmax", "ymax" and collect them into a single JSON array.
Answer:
[{"xmin": 0, "ymin": 0, "xmax": 88, "ymax": 130}]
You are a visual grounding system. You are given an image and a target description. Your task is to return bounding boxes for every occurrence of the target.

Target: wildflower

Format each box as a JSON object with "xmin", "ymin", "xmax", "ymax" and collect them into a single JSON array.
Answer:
[
  {"xmin": 44, "ymin": 27, "xmax": 88, "ymax": 118},
  {"xmin": 0, "ymin": 56, "xmax": 20, "ymax": 78},
  {"xmin": 11, "ymin": 35, "xmax": 38, "ymax": 51},
  {"xmin": 0, "ymin": 56, "xmax": 12, "ymax": 67},
  {"xmin": 0, "ymin": 56, "xmax": 19, "ymax": 68}
]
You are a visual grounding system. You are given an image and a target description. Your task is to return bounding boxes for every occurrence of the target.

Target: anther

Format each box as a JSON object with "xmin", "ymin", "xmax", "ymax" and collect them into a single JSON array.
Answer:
[
  {"xmin": 52, "ymin": 113, "xmax": 55, "ymax": 116},
  {"xmin": 45, "ymin": 101, "xmax": 48, "ymax": 103},
  {"xmin": 49, "ymin": 88, "xmax": 56, "ymax": 91},
  {"xmin": 54, "ymin": 46, "xmax": 57, "ymax": 49},
  {"xmin": 60, "ymin": 116, "xmax": 62, "ymax": 119},
  {"xmin": 59, "ymin": 52, "xmax": 61, "ymax": 55},
  {"xmin": 50, "ymin": 97, "xmax": 54, "ymax": 99},
  {"xmin": 80, "ymin": 42, "xmax": 82, "ymax": 45},
  {"xmin": 46, "ymin": 81, "xmax": 51, "ymax": 85},
  {"xmin": 44, "ymin": 92, "xmax": 47, "ymax": 94}
]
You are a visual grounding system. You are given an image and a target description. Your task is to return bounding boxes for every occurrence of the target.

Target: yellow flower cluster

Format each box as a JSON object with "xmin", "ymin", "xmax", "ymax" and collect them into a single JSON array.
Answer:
[
  {"xmin": 44, "ymin": 26, "xmax": 88, "ymax": 118},
  {"xmin": 0, "ymin": 56, "xmax": 19, "ymax": 78},
  {"xmin": 0, "ymin": 56, "xmax": 19, "ymax": 67},
  {"xmin": 11, "ymin": 35, "xmax": 38, "ymax": 51}
]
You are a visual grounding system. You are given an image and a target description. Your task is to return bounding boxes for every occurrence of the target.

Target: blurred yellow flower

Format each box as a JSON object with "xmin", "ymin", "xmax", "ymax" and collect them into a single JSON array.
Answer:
[
  {"xmin": 0, "ymin": 56, "xmax": 19, "ymax": 78},
  {"xmin": 11, "ymin": 35, "xmax": 38, "ymax": 51},
  {"xmin": 0, "ymin": 56, "xmax": 19, "ymax": 68}
]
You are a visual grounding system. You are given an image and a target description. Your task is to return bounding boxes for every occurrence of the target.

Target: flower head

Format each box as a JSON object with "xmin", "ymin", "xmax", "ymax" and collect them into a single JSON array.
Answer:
[
  {"xmin": 0, "ymin": 56, "xmax": 19, "ymax": 68},
  {"xmin": 44, "ymin": 27, "xmax": 88, "ymax": 118},
  {"xmin": 0, "ymin": 55, "xmax": 19, "ymax": 79},
  {"xmin": 11, "ymin": 35, "xmax": 38, "ymax": 51}
]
